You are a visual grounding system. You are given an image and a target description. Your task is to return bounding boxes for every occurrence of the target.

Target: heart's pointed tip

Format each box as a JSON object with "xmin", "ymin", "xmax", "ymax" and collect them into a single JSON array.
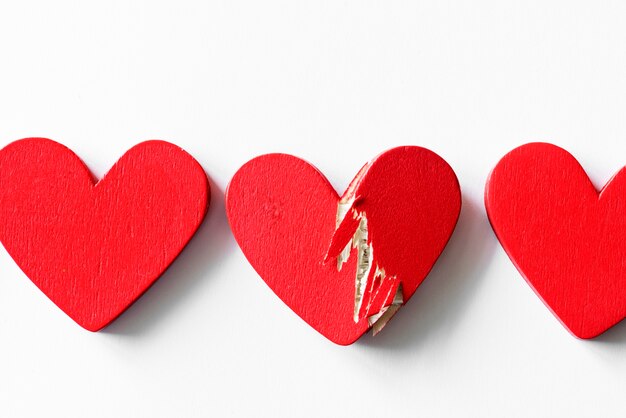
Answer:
[
  {"xmin": 567, "ymin": 326, "xmax": 604, "ymax": 340},
  {"xmin": 570, "ymin": 331, "xmax": 595, "ymax": 340},
  {"xmin": 327, "ymin": 334, "xmax": 360, "ymax": 346},
  {"xmin": 72, "ymin": 314, "xmax": 112, "ymax": 332},
  {"xmin": 77, "ymin": 322, "xmax": 105, "ymax": 333}
]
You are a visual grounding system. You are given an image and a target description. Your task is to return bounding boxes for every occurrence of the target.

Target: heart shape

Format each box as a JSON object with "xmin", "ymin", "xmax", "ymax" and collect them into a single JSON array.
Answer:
[
  {"xmin": 226, "ymin": 146, "xmax": 461, "ymax": 345},
  {"xmin": 485, "ymin": 142, "xmax": 626, "ymax": 338},
  {"xmin": 0, "ymin": 138, "xmax": 209, "ymax": 331}
]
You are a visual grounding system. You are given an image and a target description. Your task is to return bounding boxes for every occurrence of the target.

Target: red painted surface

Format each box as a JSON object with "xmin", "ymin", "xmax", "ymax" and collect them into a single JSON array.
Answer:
[
  {"xmin": 0, "ymin": 138, "xmax": 209, "ymax": 331},
  {"xmin": 226, "ymin": 147, "xmax": 461, "ymax": 345},
  {"xmin": 486, "ymin": 142, "xmax": 626, "ymax": 338}
]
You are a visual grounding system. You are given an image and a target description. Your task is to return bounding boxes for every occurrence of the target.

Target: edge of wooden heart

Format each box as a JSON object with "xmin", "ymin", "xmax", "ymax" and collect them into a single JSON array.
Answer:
[
  {"xmin": 0, "ymin": 137, "xmax": 211, "ymax": 332},
  {"xmin": 484, "ymin": 141, "xmax": 626, "ymax": 339}
]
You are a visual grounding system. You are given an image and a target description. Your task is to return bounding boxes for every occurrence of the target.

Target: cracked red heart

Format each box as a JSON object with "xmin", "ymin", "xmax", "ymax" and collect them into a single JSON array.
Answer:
[{"xmin": 226, "ymin": 146, "xmax": 461, "ymax": 345}]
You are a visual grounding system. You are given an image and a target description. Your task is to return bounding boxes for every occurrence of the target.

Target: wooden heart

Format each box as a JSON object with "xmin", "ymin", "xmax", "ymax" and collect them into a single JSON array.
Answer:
[
  {"xmin": 0, "ymin": 138, "xmax": 209, "ymax": 331},
  {"xmin": 226, "ymin": 146, "xmax": 461, "ymax": 345},
  {"xmin": 486, "ymin": 142, "xmax": 626, "ymax": 338}
]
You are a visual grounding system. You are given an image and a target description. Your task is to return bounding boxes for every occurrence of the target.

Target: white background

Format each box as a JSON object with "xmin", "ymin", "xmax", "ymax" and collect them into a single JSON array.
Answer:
[{"xmin": 1, "ymin": 1, "xmax": 626, "ymax": 417}]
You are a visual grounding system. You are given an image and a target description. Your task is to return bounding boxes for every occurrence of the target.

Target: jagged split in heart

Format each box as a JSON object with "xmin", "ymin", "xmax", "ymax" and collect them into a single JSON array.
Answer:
[{"xmin": 325, "ymin": 168, "xmax": 403, "ymax": 336}]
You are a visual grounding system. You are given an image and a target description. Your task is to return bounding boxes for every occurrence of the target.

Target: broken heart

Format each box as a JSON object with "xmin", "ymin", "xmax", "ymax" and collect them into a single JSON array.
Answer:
[{"xmin": 226, "ymin": 146, "xmax": 461, "ymax": 345}]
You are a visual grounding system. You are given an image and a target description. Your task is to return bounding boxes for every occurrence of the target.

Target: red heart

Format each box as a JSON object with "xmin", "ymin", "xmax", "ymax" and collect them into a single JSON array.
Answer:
[
  {"xmin": 226, "ymin": 147, "xmax": 461, "ymax": 345},
  {"xmin": 485, "ymin": 142, "xmax": 626, "ymax": 338},
  {"xmin": 0, "ymin": 138, "xmax": 209, "ymax": 331}
]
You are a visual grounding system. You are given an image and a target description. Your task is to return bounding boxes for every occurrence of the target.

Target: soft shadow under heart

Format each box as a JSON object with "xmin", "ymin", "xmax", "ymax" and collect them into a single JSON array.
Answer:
[
  {"xmin": 589, "ymin": 316, "xmax": 626, "ymax": 344},
  {"xmin": 356, "ymin": 195, "xmax": 497, "ymax": 351}
]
